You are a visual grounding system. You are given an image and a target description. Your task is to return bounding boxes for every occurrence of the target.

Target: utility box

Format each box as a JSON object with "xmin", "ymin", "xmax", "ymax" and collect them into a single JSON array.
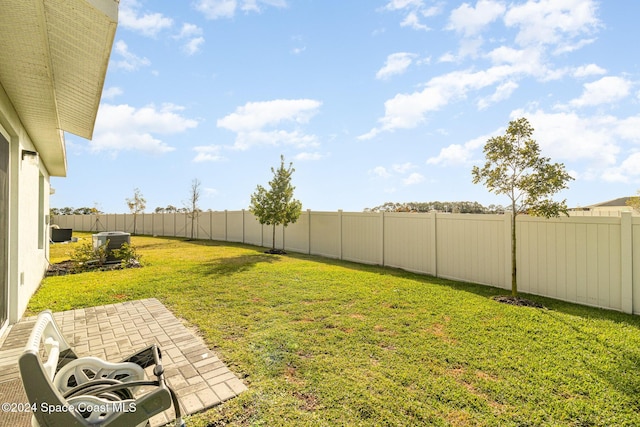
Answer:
[
  {"xmin": 92, "ymin": 231, "xmax": 131, "ymax": 252},
  {"xmin": 51, "ymin": 228, "xmax": 72, "ymax": 243}
]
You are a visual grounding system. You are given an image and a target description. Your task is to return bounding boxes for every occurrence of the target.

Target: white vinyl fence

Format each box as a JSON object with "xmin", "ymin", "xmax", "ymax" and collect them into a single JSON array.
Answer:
[{"xmin": 52, "ymin": 210, "xmax": 640, "ymax": 315}]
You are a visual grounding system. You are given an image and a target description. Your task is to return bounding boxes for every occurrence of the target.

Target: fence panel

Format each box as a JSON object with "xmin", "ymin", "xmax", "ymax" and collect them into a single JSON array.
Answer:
[
  {"xmin": 285, "ymin": 211, "xmax": 310, "ymax": 254},
  {"xmin": 309, "ymin": 211, "xmax": 340, "ymax": 259},
  {"xmin": 436, "ymin": 214, "xmax": 507, "ymax": 288},
  {"xmin": 50, "ymin": 210, "xmax": 639, "ymax": 314},
  {"xmin": 194, "ymin": 212, "xmax": 212, "ymax": 240},
  {"xmin": 211, "ymin": 211, "xmax": 227, "ymax": 240},
  {"xmin": 341, "ymin": 212, "xmax": 382, "ymax": 265},
  {"xmin": 226, "ymin": 211, "xmax": 245, "ymax": 242},
  {"xmin": 518, "ymin": 216, "xmax": 622, "ymax": 311},
  {"xmin": 634, "ymin": 218, "xmax": 640, "ymax": 314},
  {"xmin": 383, "ymin": 213, "xmax": 433, "ymax": 275},
  {"xmin": 243, "ymin": 212, "xmax": 263, "ymax": 246}
]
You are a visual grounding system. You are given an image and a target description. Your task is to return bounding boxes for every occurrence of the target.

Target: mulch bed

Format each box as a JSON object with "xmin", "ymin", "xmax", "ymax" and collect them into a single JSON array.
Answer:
[
  {"xmin": 46, "ymin": 260, "xmax": 141, "ymax": 276},
  {"xmin": 493, "ymin": 295, "xmax": 546, "ymax": 309}
]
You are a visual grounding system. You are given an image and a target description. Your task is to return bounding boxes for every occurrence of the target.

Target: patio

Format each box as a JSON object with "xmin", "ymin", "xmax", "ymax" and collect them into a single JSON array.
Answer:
[{"xmin": 0, "ymin": 298, "xmax": 247, "ymax": 426}]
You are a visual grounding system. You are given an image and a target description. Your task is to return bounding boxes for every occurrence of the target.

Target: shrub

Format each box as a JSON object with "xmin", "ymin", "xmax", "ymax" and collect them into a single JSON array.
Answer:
[{"xmin": 69, "ymin": 239, "xmax": 141, "ymax": 272}]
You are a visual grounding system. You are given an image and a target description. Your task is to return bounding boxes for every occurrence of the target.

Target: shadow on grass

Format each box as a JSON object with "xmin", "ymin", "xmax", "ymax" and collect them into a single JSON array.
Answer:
[
  {"xmin": 279, "ymin": 250, "xmax": 640, "ymax": 327},
  {"xmin": 193, "ymin": 253, "xmax": 281, "ymax": 276},
  {"xmin": 139, "ymin": 236, "xmax": 640, "ymax": 326}
]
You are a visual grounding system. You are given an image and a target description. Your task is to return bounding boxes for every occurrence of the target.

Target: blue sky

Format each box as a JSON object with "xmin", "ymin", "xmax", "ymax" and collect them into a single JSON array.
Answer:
[{"xmin": 52, "ymin": 0, "xmax": 640, "ymax": 213}]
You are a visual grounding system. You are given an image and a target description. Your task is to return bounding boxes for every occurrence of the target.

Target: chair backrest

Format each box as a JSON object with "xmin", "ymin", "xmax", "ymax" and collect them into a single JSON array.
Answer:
[{"xmin": 19, "ymin": 310, "xmax": 173, "ymax": 427}]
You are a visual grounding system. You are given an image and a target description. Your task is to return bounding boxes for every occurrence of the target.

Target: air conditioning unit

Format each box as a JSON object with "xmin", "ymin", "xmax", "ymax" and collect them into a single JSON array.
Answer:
[{"xmin": 92, "ymin": 231, "xmax": 131, "ymax": 252}]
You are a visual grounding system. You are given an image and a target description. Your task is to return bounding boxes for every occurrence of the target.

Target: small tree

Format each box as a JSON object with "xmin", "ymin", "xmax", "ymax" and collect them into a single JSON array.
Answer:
[
  {"xmin": 250, "ymin": 155, "xmax": 302, "ymax": 252},
  {"xmin": 185, "ymin": 178, "xmax": 202, "ymax": 240},
  {"xmin": 471, "ymin": 117, "xmax": 573, "ymax": 297},
  {"xmin": 626, "ymin": 190, "xmax": 640, "ymax": 213},
  {"xmin": 126, "ymin": 188, "xmax": 146, "ymax": 235}
]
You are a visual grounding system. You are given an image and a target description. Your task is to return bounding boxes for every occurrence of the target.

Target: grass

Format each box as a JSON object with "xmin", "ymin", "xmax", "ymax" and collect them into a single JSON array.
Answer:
[{"xmin": 30, "ymin": 233, "xmax": 640, "ymax": 426}]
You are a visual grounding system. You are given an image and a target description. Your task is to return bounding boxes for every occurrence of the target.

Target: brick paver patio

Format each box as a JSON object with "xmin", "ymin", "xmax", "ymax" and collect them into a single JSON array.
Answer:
[{"xmin": 0, "ymin": 298, "xmax": 247, "ymax": 426}]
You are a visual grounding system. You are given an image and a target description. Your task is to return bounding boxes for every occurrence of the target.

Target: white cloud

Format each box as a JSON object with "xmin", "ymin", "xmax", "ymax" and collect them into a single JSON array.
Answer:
[
  {"xmin": 504, "ymin": 0, "xmax": 600, "ymax": 49},
  {"xmin": 193, "ymin": 145, "xmax": 225, "ymax": 162},
  {"xmin": 572, "ymin": 64, "xmax": 607, "ymax": 78},
  {"xmin": 382, "ymin": 0, "xmax": 440, "ymax": 31},
  {"xmin": 217, "ymin": 99, "xmax": 321, "ymax": 150},
  {"xmin": 403, "ymin": 172, "xmax": 425, "ymax": 185},
  {"xmin": 568, "ymin": 76, "xmax": 632, "ymax": 108},
  {"xmin": 111, "ymin": 40, "xmax": 151, "ymax": 71},
  {"xmin": 183, "ymin": 37, "xmax": 205, "ymax": 55},
  {"xmin": 218, "ymin": 99, "xmax": 321, "ymax": 132},
  {"xmin": 602, "ymin": 152, "xmax": 640, "ymax": 183},
  {"xmin": 510, "ymin": 109, "xmax": 621, "ymax": 167},
  {"xmin": 173, "ymin": 23, "xmax": 205, "ymax": 55},
  {"xmin": 392, "ymin": 162, "xmax": 416, "ymax": 173},
  {"xmin": 401, "ymin": 11, "xmax": 430, "ymax": 31},
  {"xmin": 447, "ymin": 0, "xmax": 506, "ymax": 36},
  {"xmin": 360, "ymin": 66, "xmax": 520, "ymax": 139},
  {"xmin": 119, "ymin": 0, "xmax": 173, "ymax": 37},
  {"xmin": 370, "ymin": 166, "xmax": 392, "ymax": 178},
  {"xmin": 232, "ymin": 130, "xmax": 319, "ymax": 150},
  {"xmin": 383, "ymin": 0, "xmax": 424, "ymax": 11},
  {"xmin": 102, "ymin": 87, "xmax": 123, "ymax": 100},
  {"xmin": 177, "ymin": 23, "xmax": 202, "ymax": 39},
  {"xmin": 427, "ymin": 134, "xmax": 489, "ymax": 166},
  {"xmin": 195, "ymin": 0, "xmax": 286, "ymax": 19},
  {"xmin": 478, "ymin": 80, "xmax": 518, "ymax": 109},
  {"xmin": 370, "ymin": 162, "xmax": 423, "ymax": 186},
  {"xmin": 90, "ymin": 103, "xmax": 198, "ymax": 154},
  {"xmin": 376, "ymin": 52, "xmax": 417, "ymax": 80}
]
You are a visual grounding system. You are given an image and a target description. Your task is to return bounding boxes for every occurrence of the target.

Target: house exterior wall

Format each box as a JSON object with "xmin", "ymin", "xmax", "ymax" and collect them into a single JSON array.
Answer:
[{"xmin": 0, "ymin": 83, "xmax": 51, "ymax": 330}]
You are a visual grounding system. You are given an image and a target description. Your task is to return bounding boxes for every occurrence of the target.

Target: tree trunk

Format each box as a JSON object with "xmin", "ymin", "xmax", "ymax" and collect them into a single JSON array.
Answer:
[
  {"xmin": 511, "ymin": 210, "xmax": 517, "ymax": 297},
  {"xmin": 272, "ymin": 224, "xmax": 276, "ymax": 250}
]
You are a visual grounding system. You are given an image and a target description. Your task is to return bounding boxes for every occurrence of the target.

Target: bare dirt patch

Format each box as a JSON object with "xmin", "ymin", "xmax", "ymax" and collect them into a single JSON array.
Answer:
[{"xmin": 493, "ymin": 296, "xmax": 545, "ymax": 309}]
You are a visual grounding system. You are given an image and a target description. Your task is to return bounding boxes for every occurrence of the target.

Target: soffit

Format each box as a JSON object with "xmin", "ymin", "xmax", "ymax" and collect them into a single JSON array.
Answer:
[{"xmin": 0, "ymin": 0, "xmax": 118, "ymax": 176}]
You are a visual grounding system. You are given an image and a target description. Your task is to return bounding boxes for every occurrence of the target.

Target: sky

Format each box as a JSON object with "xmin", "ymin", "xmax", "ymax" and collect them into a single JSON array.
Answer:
[{"xmin": 52, "ymin": 0, "xmax": 640, "ymax": 213}]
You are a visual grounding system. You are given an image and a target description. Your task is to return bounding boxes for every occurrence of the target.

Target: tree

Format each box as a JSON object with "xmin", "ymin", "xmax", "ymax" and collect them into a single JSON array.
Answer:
[
  {"xmin": 185, "ymin": 179, "xmax": 202, "ymax": 240},
  {"xmin": 471, "ymin": 117, "xmax": 573, "ymax": 297},
  {"xmin": 126, "ymin": 188, "xmax": 146, "ymax": 235},
  {"xmin": 249, "ymin": 155, "xmax": 302, "ymax": 252},
  {"xmin": 626, "ymin": 190, "xmax": 640, "ymax": 213}
]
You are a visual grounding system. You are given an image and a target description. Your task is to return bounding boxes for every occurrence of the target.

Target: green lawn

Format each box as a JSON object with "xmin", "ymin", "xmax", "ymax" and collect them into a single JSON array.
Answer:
[{"xmin": 29, "ymin": 233, "xmax": 640, "ymax": 426}]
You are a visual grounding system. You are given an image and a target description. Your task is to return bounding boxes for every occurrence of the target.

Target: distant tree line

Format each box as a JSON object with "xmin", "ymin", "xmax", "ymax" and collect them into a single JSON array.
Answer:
[
  {"xmin": 51, "ymin": 207, "xmax": 102, "ymax": 215},
  {"xmin": 364, "ymin": 201, "xmax": 506, "ymax": 214}
]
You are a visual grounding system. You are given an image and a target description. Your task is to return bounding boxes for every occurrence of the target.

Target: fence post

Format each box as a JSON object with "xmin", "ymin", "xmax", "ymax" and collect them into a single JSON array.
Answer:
[
  {"xmin": 380, "ymin": 211, "xmax": 385, "ymax": 266},
  {"xmin": 307, "ymin": 209, "xmax": 311, "ymax": 255},
  {"xmin": 430, "ymin": 211, "xmax": 437, "ymax": 277},
  {"xmin": 621, "ymin": 211, "xmax": 633, "ymax": 314},
  {"xmin": 242, "ymin": 209, "xmax": 246, "ymax": 244},
  {"xmin": 338, "ymin": 209, "xmax": 343, "ymax": 260},
  {"xmin": 224, "ymin": 210, "xmax": 228, "ymax": 242}
]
